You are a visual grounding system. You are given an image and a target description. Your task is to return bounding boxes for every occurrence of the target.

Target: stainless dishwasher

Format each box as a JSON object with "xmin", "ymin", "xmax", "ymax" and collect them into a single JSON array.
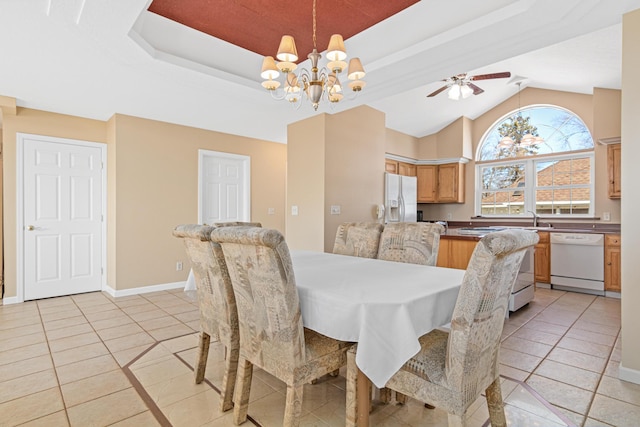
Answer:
[{"xmin": 550, "ymin": 233, "xmax": 604, "ymax": 295}]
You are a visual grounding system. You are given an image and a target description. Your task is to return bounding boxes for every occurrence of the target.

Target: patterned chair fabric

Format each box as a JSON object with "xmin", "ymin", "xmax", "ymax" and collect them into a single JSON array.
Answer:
[
  {"xmin": 173, "ymin": 224, "xmax": 251, "ymax": 412},
  {"xmin": 214, "ymin": 221, "xmax": 262, "ymax": 227},
  {"xmin": 347, "ymin": 229, "xmax": 539, "ymax": 427},
  {"xmin": 376, "ymin": 222, "xmax": 444, "ymax": 266},
  {"xmin": 332, "ymin": 222, "xmax": 384, "ymax": 258},
  {"xmin": 210, "ymin": 227, "xmax": 352, "ymax": 427}
]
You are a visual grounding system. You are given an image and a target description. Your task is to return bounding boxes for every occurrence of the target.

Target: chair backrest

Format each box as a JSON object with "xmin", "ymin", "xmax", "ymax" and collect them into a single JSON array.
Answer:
[
  {"xmin": 173, "ymin": 224, "xmax": 239, "ymax": 343},
  {"xmin": 376, "ymin": 222, "xmax": 444, "ymax": 265},
  {"xmin": 214, "ymin": 222, "xmax": 263, "ymax": 227},
  {"xmin": 445, "ymin": 229, "xmax": 539, "ymax": 394},
  {"xmin": 333, "ymin": 222, "xmax": 384, "ymax": 258},
  {"xmin": 210, "ymin": 227, "xmax": 306, "ymax": 369}
]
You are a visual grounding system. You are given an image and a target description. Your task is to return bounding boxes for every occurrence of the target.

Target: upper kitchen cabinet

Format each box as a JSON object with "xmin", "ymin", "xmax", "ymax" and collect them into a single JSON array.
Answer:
[
  {"xmin": 398, "ymin": 162, "xmax": 416, "ymax": 177},
  {"xmin": 607, "ymin": 143, "xmax": 621, "ymax": 198},
  {"xmin": 386, "ymin": 159, "xmax": 416, "ymax": 177},
  {"xmin": 385, "ymin": 159, "xmax": 398, "ymax": 174},
  {"xmin": 417, "ymin": 163, "xmax": 465, "ymax": 203}
]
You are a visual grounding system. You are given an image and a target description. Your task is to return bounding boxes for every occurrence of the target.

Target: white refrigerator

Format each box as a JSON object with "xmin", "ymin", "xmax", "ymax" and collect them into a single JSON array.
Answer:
[{"xmin": 384, "ymin": 172, "xmax": 417, "ymax": 223}]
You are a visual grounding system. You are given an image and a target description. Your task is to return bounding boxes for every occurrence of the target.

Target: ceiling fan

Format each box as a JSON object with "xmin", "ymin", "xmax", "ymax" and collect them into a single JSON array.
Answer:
[{"xmin": 427, "ymin": 72, "xmax": 511, "ymax": 100}]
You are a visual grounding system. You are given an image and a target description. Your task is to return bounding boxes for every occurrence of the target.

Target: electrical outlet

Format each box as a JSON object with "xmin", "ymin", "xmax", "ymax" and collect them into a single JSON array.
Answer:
[
  {"xmin": 268, "ymin": 207, "xmax": 275, "ymax": 215},
  {"xmin": 603, "ymin": 212, "xmax": 611, "ymax": 221},
  {"xmin": 330, "ymin": 205, "xmax": 341, "ymax": 215},
  {"xmin": 176, "ymin": 261, "xmax": 183, "ymax": 271},
  {"xmin": 447, "ymin": 213, "xmax": 452, "ymax": 220},
  {"xmin": 291, "ymin": 205, "xmax": 299, "ymax": 216}
]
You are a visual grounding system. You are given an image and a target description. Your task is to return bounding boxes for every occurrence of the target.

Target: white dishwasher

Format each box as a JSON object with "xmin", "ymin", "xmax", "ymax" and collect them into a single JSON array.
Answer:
[{"xmin": 550, "ymin": 233, "xmax": 604, "ymax": 295}]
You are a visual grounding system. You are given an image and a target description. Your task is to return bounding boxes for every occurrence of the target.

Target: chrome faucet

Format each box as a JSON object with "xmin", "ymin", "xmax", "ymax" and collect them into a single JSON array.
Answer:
[{"xmin": 527, "ymin": 210, "xmax": 539, "ymax": 227}]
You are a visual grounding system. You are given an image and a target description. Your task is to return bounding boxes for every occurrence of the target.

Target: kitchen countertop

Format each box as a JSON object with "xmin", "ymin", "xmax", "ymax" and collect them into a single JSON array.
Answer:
[{"xmin": 439, "ymin": 225, "xmax": 621, "ymax": 241}]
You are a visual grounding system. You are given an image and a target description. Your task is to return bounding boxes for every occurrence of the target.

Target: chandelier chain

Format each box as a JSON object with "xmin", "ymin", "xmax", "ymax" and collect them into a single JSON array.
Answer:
[{"xmin": 312, "ymin": 0, "xmax": 317, "ymax": 49}]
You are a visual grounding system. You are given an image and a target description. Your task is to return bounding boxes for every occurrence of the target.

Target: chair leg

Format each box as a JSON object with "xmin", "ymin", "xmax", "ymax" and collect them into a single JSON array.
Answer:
[
  {"xmin": 379, "ymin": 387, "xmax": 391, "ymax": 403},
  {"xmin": 283, "ymin": 384, "xmax": 303, "ymax": 427},
  {"xmin": 485, "ymin": 377, "xmax": 507, "ymax": 427},
  {"xmin": 346, "ymin": 347, "xmax": 358, "ymax": 427},
  {"xmin": 219, "ymin": 345, "xmax": 239, "ymax": 412},
  {"xmin": 194, "ymin": 331, "xmax": 210, "ymax": 384},
  {"xmin": 233, "ymin": 357, "xmax": 253, "ymax": 425}
]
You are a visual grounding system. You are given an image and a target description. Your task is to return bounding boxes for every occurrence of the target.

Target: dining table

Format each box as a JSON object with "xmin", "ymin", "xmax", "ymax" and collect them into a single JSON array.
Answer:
[{"xmin": 290, "ymin": 250, "xmax": 465, "ymax": 426}]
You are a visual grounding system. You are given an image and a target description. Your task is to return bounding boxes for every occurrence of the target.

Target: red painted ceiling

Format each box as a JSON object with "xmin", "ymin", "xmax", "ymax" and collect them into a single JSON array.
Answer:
[{"xmin": 148, "ymin": 0, "xmax": 418, "ymax": 60}]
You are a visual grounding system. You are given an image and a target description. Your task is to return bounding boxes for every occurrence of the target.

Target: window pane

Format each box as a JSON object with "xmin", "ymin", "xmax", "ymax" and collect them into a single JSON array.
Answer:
[
  {"xmin": 481, "ymin": 164, "xmax": 525, "ymax": 190},
  {"xmin": 535, "ymin": 189, "xmax": 553, "ymax": 214}
]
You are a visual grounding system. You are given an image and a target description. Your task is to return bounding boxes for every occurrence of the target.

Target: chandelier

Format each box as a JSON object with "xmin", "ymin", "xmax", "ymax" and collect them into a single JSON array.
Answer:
[
  {"xmin": 259, "ymin": 0, "xmax": 366, "ymax": 111},
  {"xmin": 498, "ymin": 82, "xmax": 544, "ymax": 148}
]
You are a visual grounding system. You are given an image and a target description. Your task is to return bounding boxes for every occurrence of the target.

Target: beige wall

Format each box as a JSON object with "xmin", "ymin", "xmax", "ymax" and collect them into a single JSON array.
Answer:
[
  {"xmin": 385, "ymin": 128, "xmax": 418, "ymax": 160},
  {"xmin": 287, "ymin": 105, "xmax": 386, "ymax": 252},
  {"xmin": 621, "ymin": 8, "xmax": 640, "ymax": 381},
  {"xmin": 1, "ymin": 107, "xmax": 286, "ymax": 298},
  {"xmin": 420, "ymin": 88, "xmax": 621, "ymax": 223},
  {"xmin": 286, "ymin": 115, "xmax": 327, "ymax": 251},
  {"xmin": 109, "ymin": 114, "xmax": 286, "ymax": 291}
]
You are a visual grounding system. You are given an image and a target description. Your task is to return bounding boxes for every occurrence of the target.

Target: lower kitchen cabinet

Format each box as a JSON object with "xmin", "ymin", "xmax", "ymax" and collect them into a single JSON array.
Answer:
[
  {"xmin": 605, "ymin": 234, "xmax": 621, "ymax": 292},
  {"xmin": 534, "ymin": 231, "xmax": 550, "ymax": 284},
  {"xmin": 437, "ymin": 238, "xmax": 477, "ymax": 270}
]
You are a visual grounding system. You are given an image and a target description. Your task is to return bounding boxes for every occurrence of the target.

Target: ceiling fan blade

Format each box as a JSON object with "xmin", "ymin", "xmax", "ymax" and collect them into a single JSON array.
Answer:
[
  {"xmin": 468, "ymin": 82, "xmax": 484, "ymax": 95},
  {"xmin": 427, "ymin": 85, "xmax": 448, "ymax": 97},
  {"xmin": 470, "ymin": 72, "xmax": 511, "ymax": 81}
]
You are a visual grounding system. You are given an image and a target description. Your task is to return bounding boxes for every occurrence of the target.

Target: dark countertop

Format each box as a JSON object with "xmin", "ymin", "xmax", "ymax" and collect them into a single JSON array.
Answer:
[{"xmin": 438, "ymin": 224, "xmax": 621, "ymax": 241}]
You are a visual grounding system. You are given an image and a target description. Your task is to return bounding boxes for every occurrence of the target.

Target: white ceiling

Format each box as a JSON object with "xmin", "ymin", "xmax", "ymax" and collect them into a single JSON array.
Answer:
[{"xmin": 0, "ymin": 0, "xmax": 638, "ymax": 144}]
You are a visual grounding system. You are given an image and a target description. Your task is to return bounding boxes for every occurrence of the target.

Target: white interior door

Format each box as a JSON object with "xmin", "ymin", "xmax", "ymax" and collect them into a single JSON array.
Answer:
[
  {"xmin": 20, "ymin": 134, "xmax": 104, "ymax": 301},
  {"xmin": 199, "ymin": 150, "xmax": 250, "ymax": 225}
]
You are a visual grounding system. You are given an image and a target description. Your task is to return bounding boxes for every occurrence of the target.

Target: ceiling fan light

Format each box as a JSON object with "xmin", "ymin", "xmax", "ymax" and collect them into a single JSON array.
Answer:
[
  {"xmin": 448, "ymin": 84, "xmax": 461, "ymax": 100},
  {"xmin": 326, "ymin": 34, "xmax": 347, "ymax": 61},
  {"xmin": 276, "ymin": 35, "xmax": 298, "ymax": 62},
  {"xmin": 260, "ymin": 56, "xmax": 280, "ymax": 80},
  {"xmin": 347, "ymin": 58, "xmax": 365, "ymax": 80},
  {"xmin": 460, "ymin": 84, "xmax": 473, "ymax": 99}
]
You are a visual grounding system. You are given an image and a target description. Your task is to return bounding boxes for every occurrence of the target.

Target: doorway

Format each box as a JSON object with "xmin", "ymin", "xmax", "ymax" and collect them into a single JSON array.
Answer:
[
  {"xmin": 198, "ymin": 150, "xmax": 250, "ymax": 225},
  {"xmin": 17, "ymin": 133, "xmax": 106, "ymax": 301}
]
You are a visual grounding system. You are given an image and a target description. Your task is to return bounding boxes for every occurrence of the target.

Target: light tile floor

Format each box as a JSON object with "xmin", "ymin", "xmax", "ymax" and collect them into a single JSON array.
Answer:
[{"xmin": 0, "ymin": 287, "xmax": 638, "ymax": 426}]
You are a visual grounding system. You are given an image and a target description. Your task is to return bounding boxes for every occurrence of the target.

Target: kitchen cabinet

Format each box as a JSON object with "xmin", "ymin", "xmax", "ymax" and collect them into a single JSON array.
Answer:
[
  {"xmin": 605, "ymin": 234, "xmax": 621, "ymax": 292},
  {"xmin": 385, "ymin": 159, "xmax": 398, "ymax": 174},
  {"xmin": 385, "ymin": 160, "xmax": 416, "ymax": 177},
  {"xmin": 607, "ymin": 143, "xmax": 621, "ymax": 199},
  {"xmin": 534, "ymin": 231, "xmax": 550, "ymax": 284},
  {"xmin": 437, "ymin": 238, "xmax": 477, "ymax": 269},
  {"xmin": 417, "ymin": 163, "xmax": 465, "ymax": 203},
  {"xmin": 398, "ymin": 162, "xmax": 416, "ymax": 177}
]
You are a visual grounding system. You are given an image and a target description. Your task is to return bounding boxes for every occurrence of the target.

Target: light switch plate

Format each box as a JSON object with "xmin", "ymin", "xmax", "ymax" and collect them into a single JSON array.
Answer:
[
  {"xmin": 268, "ymin": 208, "xmax": 275, "ymax": 215},
  {"xmin": 330, "ymin": 205, "xmax": 341, "ymax": 215},
  {"xmin": 291, "ymin": 206, "xmax": 299, "ymax": 216}
]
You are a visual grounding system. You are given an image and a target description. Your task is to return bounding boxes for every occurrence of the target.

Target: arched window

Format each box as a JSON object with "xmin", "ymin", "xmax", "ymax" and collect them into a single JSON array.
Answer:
[{"xmin": 476, "ymin": 105, "xmax": 594, "ymax": 217}]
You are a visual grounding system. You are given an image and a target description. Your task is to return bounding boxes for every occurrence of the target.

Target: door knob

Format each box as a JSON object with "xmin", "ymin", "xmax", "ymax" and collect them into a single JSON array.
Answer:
[{"xmin": 27, "ymin": 225, "xmax": 35, "ymax": 231}]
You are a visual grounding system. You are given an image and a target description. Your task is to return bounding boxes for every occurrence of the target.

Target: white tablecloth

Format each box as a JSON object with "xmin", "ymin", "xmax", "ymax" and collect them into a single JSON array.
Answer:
[{"xmin": 291, "ymin": 250, "xmax": 465, "ymax": 388}]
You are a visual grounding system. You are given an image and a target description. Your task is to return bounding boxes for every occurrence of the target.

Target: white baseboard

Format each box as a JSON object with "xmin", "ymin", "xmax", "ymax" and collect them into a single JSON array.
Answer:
[
  {"xmin": 1, "ymin": 296, "xmax": 22, "ymax": 305},
  {"xmin": 619, "ymin": 364, "xmax": 640, "ymax": 385},
  {"xmin": 102, "ymin": 281, "xmax": 186, "ymax": 298}
]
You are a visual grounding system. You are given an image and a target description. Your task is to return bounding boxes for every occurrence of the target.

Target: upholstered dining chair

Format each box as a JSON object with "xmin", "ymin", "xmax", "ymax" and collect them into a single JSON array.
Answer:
[
  {"xmin": 346, "ymin": 229, "xmax": 539, "ymax": 427},
  {"xmin": 173, "ymin": 224, "xmax": 250, "ymax": 412},
  {"xmin": 210, "ymin": 227, "xmax": 352, "ymax": 426},
  {"xmin": 376, "ymin": 222, "xmax": 444, "ymax": 266},
  {"xmin": 333, "ymin": 222, "xmax": 384, "ymax": 258}
]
